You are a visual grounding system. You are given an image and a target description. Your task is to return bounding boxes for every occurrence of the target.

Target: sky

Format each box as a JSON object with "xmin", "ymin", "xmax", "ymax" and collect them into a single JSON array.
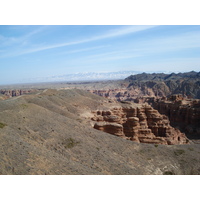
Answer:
[{"xmin": 0, "ymin": 25, "xmax": 200, "ymax": 84}]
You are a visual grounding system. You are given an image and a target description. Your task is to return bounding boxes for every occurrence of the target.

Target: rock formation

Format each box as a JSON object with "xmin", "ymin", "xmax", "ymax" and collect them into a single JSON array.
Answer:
[
  {"xmin": 0, "ymin": 89, "xmax": 200, "ymax": 175},
  {"xmin": 0, "ymin": 89, "xmax": 39, "ymax": 99},
  {"xmin": 91, "ymin": 102, "xmax": 189, "ymax": 145},
  {"xmin": 152, "ymin": 94, "xmax": 200, "ymax": 138}
]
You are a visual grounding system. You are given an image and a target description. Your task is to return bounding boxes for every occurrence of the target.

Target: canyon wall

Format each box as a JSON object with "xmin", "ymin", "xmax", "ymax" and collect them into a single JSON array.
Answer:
[
  {"xmin": 152, "ymin": 95, "xmax": 200, "ymax": 138},
  {"xmin": 0, "ymin": 89, "xmax": 39, "ymax": 99},
  {"xmin": 91, "ymin": 102, "xmax": 189, "ymax": 145}
]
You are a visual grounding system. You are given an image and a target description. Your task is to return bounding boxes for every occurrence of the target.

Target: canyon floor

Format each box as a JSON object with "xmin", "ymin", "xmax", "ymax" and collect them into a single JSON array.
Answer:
[{"xmin": 0, "ymin": 88, "xmax": 200, "ymax": 175}]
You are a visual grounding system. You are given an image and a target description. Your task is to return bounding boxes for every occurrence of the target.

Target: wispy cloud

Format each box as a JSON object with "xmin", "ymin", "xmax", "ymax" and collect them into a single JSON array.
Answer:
[
  {"xmin": 0, "ymin": 26, "xmax": 47, "ymax": 48},
  {"xmin": 63, "ymin": 50, "xmax": 141, "ymax": 65},
  {"xmin": 60, "ymin": 45, "xmax": 110, "ymax": 55},
  {"xmin": 86, "ymin": 25, "xmax": 158, "ymax": 41},
  {"xmin": 29, "ymin": 26, "xmax": 200, "ymax": 58},
  {"xmin": 147, "ymin": 31, "xmax": 200, "ymax": 50},
  {"xmin": 2, "ymin": 25, "xmax": 199, "ymax": 61},
  {"xmin": 137, "ymin": 57, "xmax": 200, "ymax": 72},
  {"xmin": 0, "ymin": 25, "xmax": 158, "ymax": 57},
  {"xmin": 113, "ymin": 30, "xmax": 200, "ymax": 56}
]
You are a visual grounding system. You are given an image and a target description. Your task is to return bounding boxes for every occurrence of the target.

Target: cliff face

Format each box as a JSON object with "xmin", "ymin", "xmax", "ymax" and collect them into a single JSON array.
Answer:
[
  {"xmin": 152, "ymin": 95, "xmax": 200, "ymax": 138},
  {"xmin": 88, "ymin": 83, "xmax": 166, "ymax": 102},
  {"xmin": 91, "ymin": 102, "xmax": 189, "ymax": 145},
  {"xmin": 0, "ymin": 89, "xmax": 39, "ymax": 99}
]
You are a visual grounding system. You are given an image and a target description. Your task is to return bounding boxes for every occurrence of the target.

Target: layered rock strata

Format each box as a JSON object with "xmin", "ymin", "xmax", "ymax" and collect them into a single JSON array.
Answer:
[
  {"xmin": 91, "ymin": 102, "xmax": 189, "ymax": 145},
  {"xmin": 0, "ymin": 89, "xmax": 39, "ymax": 99},
  {"xmin": 152, "ymin": 95, "xmax": 200, "ymax": 138}
]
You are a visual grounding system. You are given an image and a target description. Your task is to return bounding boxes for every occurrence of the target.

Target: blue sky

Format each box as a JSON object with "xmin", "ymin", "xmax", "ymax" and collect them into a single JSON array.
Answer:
[{"xmin": 0, "ymin": 25, "xmax": 200, "ymax": 84}]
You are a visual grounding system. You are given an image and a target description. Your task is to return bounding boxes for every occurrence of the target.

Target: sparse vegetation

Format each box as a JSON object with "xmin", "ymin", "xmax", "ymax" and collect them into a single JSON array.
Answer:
[
  {"xmin": 62, "ymin": 138, "xmax": 79, "ymax": 149},
  {"xmin": 0, "ymin": 122, "xmax": 7, "ymax": 128},
  {"xmin": 0, "ymin": 88, "xmax": 200, "ymax": 175},
  {"xmin": 180, "ymin": 159, "xmax": 187, "ymax": 164},
  {"xmin": 189, "ymin": 168, "xmax": 199, "ymax": 175},
  {"xmin": 188, "ymin": 147, "xmax": 194, "ymax": 151},
  {"xmin": 163, "ymin": 171, "xmax": 175, "ymax": 175},
  {"xmin": 174, "ymin": 149, "xmax": 185, "ymax": 156},
  {"xmin": 76, "ymin": 118, "xmax": 82, "ymax": 122},
  {"xmin": 21, "ymin": 104, "xmax": 28, "ymax": 109}
]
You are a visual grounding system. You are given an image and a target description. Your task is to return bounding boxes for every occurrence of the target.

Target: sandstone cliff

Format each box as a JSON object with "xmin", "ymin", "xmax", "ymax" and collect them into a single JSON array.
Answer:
[
  {"xmin": 0, "ymin": 89, "xmax": 39, "ymax": 99},
  {"xmin": 151, "ymin": 94, "xmax": 200, "ymax": 139},
  {"xmin": 91, "ymin": 102, "xmax": 189, "ymax": 145}
]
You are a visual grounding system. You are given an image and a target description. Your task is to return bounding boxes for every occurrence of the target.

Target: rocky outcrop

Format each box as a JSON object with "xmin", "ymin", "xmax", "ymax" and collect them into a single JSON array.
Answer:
[
  {"xmin": 0, "ymin": 89, "xmax": 39, "ymax": 99},
  {"xmin": 152, "ymin": 94, "xmax": 200, "ymax": 138},
  {"xmin": 94, "ymin": 122, "xmax": 124, "ymax": 137},
  {"xmin": 91, "ymin": 102, "xmax": 189, "ymax": 145}
]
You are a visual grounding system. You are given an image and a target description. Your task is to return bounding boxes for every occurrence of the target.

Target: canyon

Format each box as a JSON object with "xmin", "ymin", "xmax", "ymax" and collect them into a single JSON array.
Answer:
[
  {"xmin": 1, "ymin": 72, "xmax": 199, "ymax": 142},
  {"xmin": 0, "ymin": 89, "xmax": 40, "ymax": 100},
  {"xmin": 0, "ymin": 88, "xmax": 200, "ymax": 175},
  {"xmin": 91, "ymin": 101, "xmax": 189, "ymax": 145},
  {"xmin": 152, "ymin": 95, "xmax": 200, "ymax": 139},
  {"xmin": 0, "ymin": 71, "xmax": 200, "ymax": 174},
  {"xmin": 87, "ymin": 72, "xmax": 200, "ymax": 140}
]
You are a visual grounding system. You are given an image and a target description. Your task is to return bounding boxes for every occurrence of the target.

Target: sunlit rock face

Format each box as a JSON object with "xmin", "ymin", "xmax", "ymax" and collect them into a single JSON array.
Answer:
[{"xmin": 92, "ymin": 102, "xmax": 189, "ymax": 145}]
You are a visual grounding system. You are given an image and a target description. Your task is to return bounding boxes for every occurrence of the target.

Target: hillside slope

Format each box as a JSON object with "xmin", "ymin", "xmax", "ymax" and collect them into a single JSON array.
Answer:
[{"xmin": 0, "ymin": 89, "xmax": 200, "ymax": 175}]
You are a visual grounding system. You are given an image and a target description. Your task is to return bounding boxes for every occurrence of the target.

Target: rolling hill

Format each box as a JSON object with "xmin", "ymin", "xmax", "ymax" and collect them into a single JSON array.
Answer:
[{"xmin": 0, "ymin": 89, "xmax": 200, "ymax": 175}]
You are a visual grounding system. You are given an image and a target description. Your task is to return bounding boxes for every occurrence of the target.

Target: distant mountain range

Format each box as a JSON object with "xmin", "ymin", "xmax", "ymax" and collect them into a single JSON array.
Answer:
[
  {"xmin": 88, "ymin": 71, "xmax": 200, "ymax": 100},
  {"xmin": 125, "ymin": 71, "xmax": 200, "ymax": 81},
  {"xmin": 125, "ymin": 71, "xmax": 200, "ymax": 99}
]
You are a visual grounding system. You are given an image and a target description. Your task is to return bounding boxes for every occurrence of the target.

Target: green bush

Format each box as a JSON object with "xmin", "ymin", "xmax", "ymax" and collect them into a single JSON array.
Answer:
[
  {"xmin": 174, "ymin": 149, "xmax": 185, "ymax": 156},
  {"xmin": 63, "ymin": 138, "xmax": 79, "ymax": 149},
  {"xmin": 0, "ymin": 122, "xmax": 7, "ymax": 128},
  {"xmin": 21, "ymin": 104, "xmax": 28, "ymax": 109},
  {"xmin": 188, "ymin": 147, "xmax": 194, "ymax": 151},
  {"xmin": 163, "ymin": 171, "xmax": 175, "ymax": 175}
]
